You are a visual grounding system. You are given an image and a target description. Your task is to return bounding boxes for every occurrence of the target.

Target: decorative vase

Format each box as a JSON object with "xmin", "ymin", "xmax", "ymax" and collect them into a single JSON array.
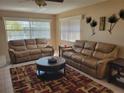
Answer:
[{"xmin": 48, "ymin": 57, "xmax": 57, "ymax": 64}]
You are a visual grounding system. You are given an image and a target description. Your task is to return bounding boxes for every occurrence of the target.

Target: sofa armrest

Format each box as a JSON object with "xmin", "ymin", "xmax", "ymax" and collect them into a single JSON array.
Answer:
[
  {"xmin": 9, "ymin": 48, "xmax": 15, "ymax": 52},
  {"xmin": 97, "ymin": 58, "xmax": 115, "ymax": 64},
  {"xmin": 96, "ymin": 58, "xmax": 115, "ymax": 79},
  {"xmin": 46, "ymin": 45, "xmax": 53, "ymax": 48},
  {"xmin": 62, "ymin": 48, "xmax": 73, "ymax": 52},
  {"xmin": 8, "ymin": 49, "xmax": 16, "ymax": 64},
  {"xmin": 61, "ymin": 46, "xmax": 73, "ymax": 52},
  {"xmin": 46, "ymin": 45, "xmax": 54, "ymax": 55},
  {"xmin": 61, "ymin": 47, "xmax": 73, "ymax": 55},
  {"xmin": 105, "ymin": 46, "xmax": 119, "ymax": 58}
]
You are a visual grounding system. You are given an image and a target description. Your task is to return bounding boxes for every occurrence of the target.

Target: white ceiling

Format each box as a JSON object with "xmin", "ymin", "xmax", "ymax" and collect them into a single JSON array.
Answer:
[{"xmin": 0, "ymin": 0, "xmax": 107, "ymax": 14}]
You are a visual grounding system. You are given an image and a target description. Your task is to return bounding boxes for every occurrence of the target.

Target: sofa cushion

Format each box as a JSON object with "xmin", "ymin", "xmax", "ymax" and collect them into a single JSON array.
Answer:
[
  {"xmin": 84, "ymin": 41, "xmax": 96, "ymax": 50},
  {"xmin": 42, "ymin": 53, "xmax": 52, "ymax": 57},
  {"xmin": 15, "ymin": 51, "xmax": 30, "ymax": 58},
  {"xmin": 72, "ymin": 40, "xmax": 85, "ymax": 53},
  {"xmin": 83, "ymin": 57, "xmax": 99, "ymax": 69},
  {"xmin": 11, "ymin": 46, "xmax": 27, "ymax": 51},
  {"xmin": 63, "ymin": 51, "xmax": 75, "ymax": 58},
  {"xmin": 9, "ymin": 40, "xmax": 26, "ymax": 51},
  {"xmin": 37, "ymin": 44, "xmax": 47, "ymax": 48},
  {"xmin": 16, "ymin": 56, "xmax": 31, "ymax": 63},
  {"xmin": 9, "ymin": 40, "xmax": 25, "ymax": 46},
  {"xmin": 25, "ymin": 39, "xmax": 37, "ymax": 49},
  {"xmin": 71, "ymin": 53, "xmax": 86, "ymax": 63},
  {"xmin": 30, "ymin": 54, "xmax": 41, "ymax": 60},
  {"xmin": 95, "ymin": 42, "xmax": 115, "ymax": 53},
  {"xmin": 81, "ymin": 49, "xmax": 94, "ymax": 56},
  {"xmin": 74, "ymin": 40, "xmax": 85, "ymax": 47},
  {"xmin": 41, "ymin": 48, "xmax": 53, "ymax": 53},
  {"xmin": 81, "ymin": 41, "xmax": 96, "ymax": 56},
  {"xmin": 72, "ymin": 47, "xmax": 82, "ymax": 53},
  {"xmin": 36, "ymin": 39, "xmax": 48, "ymax": 48},
  {"xmin": 29, "ymin": 49, "xmax": 41, "ymax": 55}
]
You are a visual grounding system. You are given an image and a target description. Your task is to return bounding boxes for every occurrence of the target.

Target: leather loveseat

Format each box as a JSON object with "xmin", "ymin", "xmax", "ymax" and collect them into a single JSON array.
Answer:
[
  {"xmin": 62, "ymin": 40, "xmax": 119, "ymax": 79},
  {"xmin": 8, "ymin": 39, "xmax": 54, "ymax": 64}
]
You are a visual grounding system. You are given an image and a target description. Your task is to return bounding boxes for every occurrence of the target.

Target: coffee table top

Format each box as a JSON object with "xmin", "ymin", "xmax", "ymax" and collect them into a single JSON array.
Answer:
[{"xmin": 36, "ymin": 56, "xmax": 65, "ymax": 67}]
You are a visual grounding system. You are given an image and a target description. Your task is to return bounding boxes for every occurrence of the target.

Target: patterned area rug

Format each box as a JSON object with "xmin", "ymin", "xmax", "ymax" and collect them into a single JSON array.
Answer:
[{"xmin": 10, "ymin": 64, "xmax": 113, "ymax": 93}]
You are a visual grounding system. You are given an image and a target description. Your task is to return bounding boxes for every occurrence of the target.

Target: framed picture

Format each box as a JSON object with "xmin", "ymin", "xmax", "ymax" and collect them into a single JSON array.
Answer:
[{"xmin": 99, "ymin": 17, "xmax": 106, "ymax": 31}]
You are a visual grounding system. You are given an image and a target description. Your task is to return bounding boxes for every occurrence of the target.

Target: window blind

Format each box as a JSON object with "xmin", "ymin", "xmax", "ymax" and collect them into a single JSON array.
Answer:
[
  {"xmin": 4, "ymin": 17, "xmax": 51, "ymax": 41},
  {"xmin": 60, "ymin": 16, "xmax": 81, "ymax": 42}
]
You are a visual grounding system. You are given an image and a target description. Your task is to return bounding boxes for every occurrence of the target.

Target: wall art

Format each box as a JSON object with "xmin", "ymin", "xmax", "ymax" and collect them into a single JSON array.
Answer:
[{"xmin": 99, "ymin": 17, "xmax": 106, "ymax": 31}]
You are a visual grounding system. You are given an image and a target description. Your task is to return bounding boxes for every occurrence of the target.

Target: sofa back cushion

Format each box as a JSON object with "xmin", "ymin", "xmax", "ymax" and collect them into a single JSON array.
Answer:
[
  {"xmin": 25, "ymin": 39, "xmax": 37, "ymax": 49},
  {"xmin": 36, "ymin": 39, "xmax": 48, "ymax": 48},
  {"xmin": 81, "ymin": 41, "xmax": 96, "ymax": 56},
  {"xmin": 93, "ymin": 42, "xmax": 116, "ymax": 59},
  {"xmin": 93, "ymin": 51, "xmax": 108, "ymax": 59},
  {"xmin": 74, "ymin": 40, "xmax": 85, "ymax": 47},
  {"xmin": 95, "ymin": 42, "xmax": 115, "ymax": 53},
  {"xmin": 72, "ymin": 40, "xmax": 85, "ymax": 53},
  {"xmin": 8, "ymin": 40, "xmax": 26, "ymax": 51}
]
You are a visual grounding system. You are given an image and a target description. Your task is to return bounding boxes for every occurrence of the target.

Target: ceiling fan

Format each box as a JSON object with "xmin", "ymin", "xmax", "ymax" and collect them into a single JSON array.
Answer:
[{"xmin": 28, "ymin": 0, "xmax": 64, "ymax": 7}]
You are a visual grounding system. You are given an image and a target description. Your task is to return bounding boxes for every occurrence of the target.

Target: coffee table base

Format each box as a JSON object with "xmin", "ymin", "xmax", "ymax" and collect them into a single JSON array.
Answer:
[
  {"xmin": 37, "ymin": 70, "xmax": 65, "ymax": 80},
  {"xmin": 36, "ymin": 56, "xmax": 66, "ymax": 80}
]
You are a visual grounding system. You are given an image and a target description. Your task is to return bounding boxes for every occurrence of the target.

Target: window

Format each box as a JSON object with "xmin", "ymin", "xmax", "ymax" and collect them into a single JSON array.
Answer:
[
  {"xmin": 4, "ymin": 18, "xmax": 51, "ymax": 41},
  {"xmin": 60, "ymin": 16, "xmax": 81, "ymax": 42},
  {"xmin": 30, "ymin": 21, "xmax": 50, "ymax": 39}
]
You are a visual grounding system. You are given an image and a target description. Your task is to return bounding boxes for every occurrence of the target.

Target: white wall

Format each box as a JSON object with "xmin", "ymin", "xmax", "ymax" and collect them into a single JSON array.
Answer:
[
  {"xmin": 57, "ymin": 0, "xmax": 124, "ymax": 58},
  {"xmin": 0, "ymin": 17, "xmax": 9, "ymax": 63}
]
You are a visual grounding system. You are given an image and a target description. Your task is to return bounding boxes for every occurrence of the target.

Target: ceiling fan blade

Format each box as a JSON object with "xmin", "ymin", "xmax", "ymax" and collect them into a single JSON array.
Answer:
[{"xmin": 46, "ymin": 0, "xmax": 64, "ymax": 3}]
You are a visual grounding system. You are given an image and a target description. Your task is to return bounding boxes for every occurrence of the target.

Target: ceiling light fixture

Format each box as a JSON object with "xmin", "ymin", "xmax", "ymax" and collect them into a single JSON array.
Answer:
[
  {"xmin": 33, "ymin": 0, "xmax": 64, "ymax": 7},
  {"xmin": 35, "ymin": 0, "xmax": 47, "ymax": 7}
]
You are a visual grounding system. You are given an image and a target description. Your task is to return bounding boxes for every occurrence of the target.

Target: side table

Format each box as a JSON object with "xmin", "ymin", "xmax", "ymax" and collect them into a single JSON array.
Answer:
[{"xmin": 108, "ymin": 58, "xmax": 124, "ymax": 88}]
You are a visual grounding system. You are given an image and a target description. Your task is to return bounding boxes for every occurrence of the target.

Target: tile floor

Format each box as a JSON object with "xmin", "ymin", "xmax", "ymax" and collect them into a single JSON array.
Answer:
[{"xmin": 0, "ymin": 60, "xmax": 124, "ymax": 93}]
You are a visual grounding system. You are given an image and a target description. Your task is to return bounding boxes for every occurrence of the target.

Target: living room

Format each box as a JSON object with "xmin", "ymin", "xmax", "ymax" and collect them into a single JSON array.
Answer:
[{"xmin": 0, "ymin": 0, "xmax": 124, "ymax": 93}]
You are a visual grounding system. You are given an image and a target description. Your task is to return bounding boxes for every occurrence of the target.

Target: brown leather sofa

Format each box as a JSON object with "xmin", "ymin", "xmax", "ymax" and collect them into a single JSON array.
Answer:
[
  {"xmin": 62, "ymin": 40, "xmax": 119, "ymax": 79},
  {"xmin": 8, "ymin": 39, "xmax": 54, "ymax": 64}
]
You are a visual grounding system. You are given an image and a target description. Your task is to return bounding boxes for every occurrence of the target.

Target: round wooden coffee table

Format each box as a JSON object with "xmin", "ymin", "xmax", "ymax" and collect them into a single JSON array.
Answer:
[{"xmin": 36, "ymin": 56, "xmax": 65, "ymax": 80}]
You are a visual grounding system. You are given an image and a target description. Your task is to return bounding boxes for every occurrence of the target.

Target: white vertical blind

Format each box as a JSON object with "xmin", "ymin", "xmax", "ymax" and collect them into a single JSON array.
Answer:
[
  {"xmin": 4, "ymin": 17, "xmax": 51, "ymax": 41},
  {"xmin": 60, "ymin": 16, "xmax": 81, "ymax": 42}
]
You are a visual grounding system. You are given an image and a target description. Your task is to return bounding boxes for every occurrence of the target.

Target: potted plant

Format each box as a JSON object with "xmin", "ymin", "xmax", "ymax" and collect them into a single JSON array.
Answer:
[
  {"xmin": 86, "ymin": 17, "xmax": 92, "ymax": 24},
  {"xmin": 86, "ymin": 17, "xmax": 97, "ymax": 35},
  {"xmin": 90, "ymin": 20, "xmax": 97, "ymax": 35},
  {"xmin": 108, "ymin": 14, "xmax": 119, "ymax": 34},
  {"xmin": 119, "ymin": 9, "xmax": 124, "ymax": 20},
  {"xmin": 108, "ymin": 9, "xmax": 124, "ymax": 34}
]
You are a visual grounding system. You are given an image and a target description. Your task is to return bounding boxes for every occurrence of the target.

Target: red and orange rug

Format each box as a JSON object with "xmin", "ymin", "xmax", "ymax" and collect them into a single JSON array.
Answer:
[{"xmin": 10, "ymin": 64, "xmax": 113, "ymax": 93}]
